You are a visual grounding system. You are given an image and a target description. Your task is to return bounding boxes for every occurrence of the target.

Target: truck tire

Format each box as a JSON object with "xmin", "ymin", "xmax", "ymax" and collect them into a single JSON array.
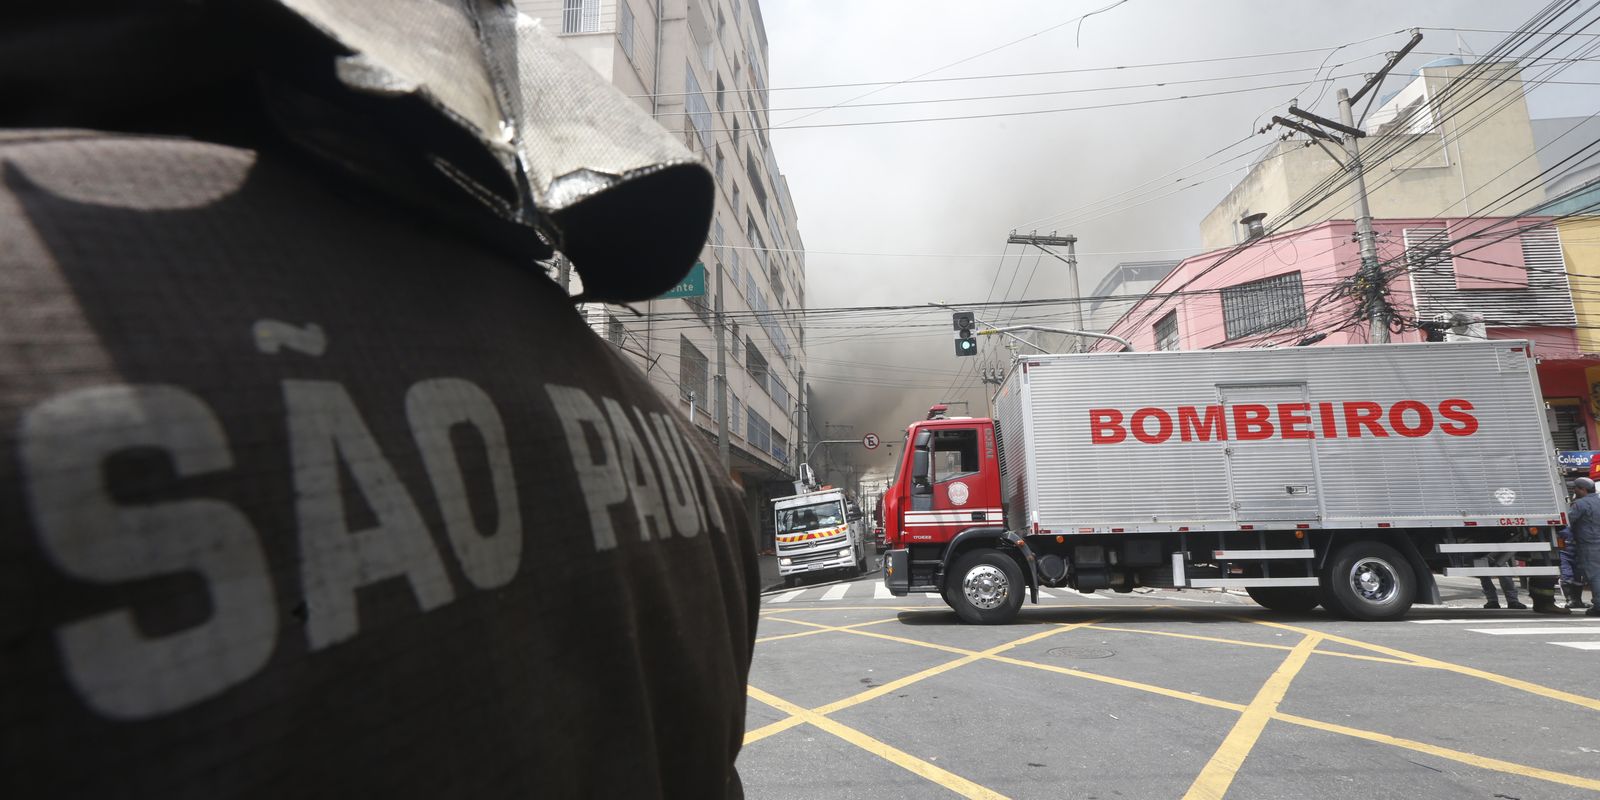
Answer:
[
  {"xmin": 1245, "ymin": 587, "xmax": 1321, "ymax": 613},
  {"xmin": 944, "ymin": 550, "xmax": 1025, "ymax": 625},
  {"xmin": 1320, "ymin": 541, "xmax": 1415, "ymax": 621}
]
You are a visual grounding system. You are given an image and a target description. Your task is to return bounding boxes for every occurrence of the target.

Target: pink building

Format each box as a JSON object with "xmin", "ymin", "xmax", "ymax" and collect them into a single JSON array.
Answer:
[{"xmin": 1096, "ymin": 216, "xmax": 1596, "ymax": 453}]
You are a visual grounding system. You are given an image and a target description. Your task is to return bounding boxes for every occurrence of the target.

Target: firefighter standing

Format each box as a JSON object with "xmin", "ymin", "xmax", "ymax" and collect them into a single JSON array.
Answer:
[{"xmin": 1567, "ymin": 478, "xmax": 1600, "ymax": 617}]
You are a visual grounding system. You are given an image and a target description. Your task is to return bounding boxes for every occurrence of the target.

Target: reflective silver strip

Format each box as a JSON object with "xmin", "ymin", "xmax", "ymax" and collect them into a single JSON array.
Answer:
[
  {"xmin": 1171, "ymin": 551, "xmax": 1187, "ymax": 588},
  {"xmin": 1213, "ymin": 549, "xmax": 1315, "ymax": 560},
  {"xmin": 1445, "ymin": 566, "xmax": 1561, "ymax": 577},
  {"xmin": 1188, "ymin": 577, "xmax": 1320, "ymax": 588},
  {"xmin": 1437, "ymin": 542, "xmax": 1552, "ymax": 553}
]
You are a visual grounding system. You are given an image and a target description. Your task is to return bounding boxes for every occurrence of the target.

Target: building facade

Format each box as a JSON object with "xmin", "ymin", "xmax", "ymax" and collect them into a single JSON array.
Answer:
[
  {"xmin": 1096, "ymin": 216, "xmax": 1597, "ymax": 454},
  {"xmin": 518, "ymin": 0, "xmax": 809, "ymax": 533},
  {"xmin": 1201, "ymin": 61, "xmax": 1546, "ymax": 249}
]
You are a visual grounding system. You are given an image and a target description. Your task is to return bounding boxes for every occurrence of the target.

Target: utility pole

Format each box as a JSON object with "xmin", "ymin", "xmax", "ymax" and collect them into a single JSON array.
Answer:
[
  {"xmin": 1278, "ymin": 31, "xmax": 1420, "ymax": 345},
  {"xmin": 795, "ymin": 368, "xmax": 806, "ymax": 474},
  {"xmin": 1006, "ymin": 231, "xmax": 1083, "ymax": 350},
  {"xmin": 715, "ymin": 267, "xmax": 730, "ymax": 468},
  {"xmin": 1337, "ymin": 87, "xmax": 1387, "ymax": 343}
]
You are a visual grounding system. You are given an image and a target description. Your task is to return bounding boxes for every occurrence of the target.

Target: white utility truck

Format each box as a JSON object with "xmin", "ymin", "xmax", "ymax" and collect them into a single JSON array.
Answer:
[{"xmin": 775, "ymin": 487, "xmax": 870, "ymax": 587}]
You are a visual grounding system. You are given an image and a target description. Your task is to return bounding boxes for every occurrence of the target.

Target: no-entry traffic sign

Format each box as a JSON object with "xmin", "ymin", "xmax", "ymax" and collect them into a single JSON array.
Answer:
[{"xmin": 862, "ymin": 433, "xmax": 880, "ymax": 450}]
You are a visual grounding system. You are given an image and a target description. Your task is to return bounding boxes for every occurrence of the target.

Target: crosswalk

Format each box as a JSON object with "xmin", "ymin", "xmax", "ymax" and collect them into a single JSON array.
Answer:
[{"xmin": 1408, "ymin": 615, "xmax": 1600, "ymax": 653}]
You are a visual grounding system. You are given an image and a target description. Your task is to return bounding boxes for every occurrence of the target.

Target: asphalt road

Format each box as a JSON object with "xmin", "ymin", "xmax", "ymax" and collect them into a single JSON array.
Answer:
[{"xmin": 739, "ymin": 574, "xmax": 1600, "ymax": 800}]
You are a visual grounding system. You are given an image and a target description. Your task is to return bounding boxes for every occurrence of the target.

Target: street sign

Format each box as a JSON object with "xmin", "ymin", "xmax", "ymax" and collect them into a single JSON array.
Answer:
[
  {"xmin": 657, "ymin": 261, "xmax": 706, "ymax": 299},
  {"xmin": 862, "ymin": 433, "xmax": 880, "ymax": 450}
]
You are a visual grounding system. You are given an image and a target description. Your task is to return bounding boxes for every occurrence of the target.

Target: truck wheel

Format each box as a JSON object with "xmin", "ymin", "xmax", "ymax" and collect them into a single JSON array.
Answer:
[
  {"xmin": 944, "ymin": 550, "xmax": 1024, "ymax": 625},
  {"xmin": 1320, "ymin": 541, "xmax": 1415, "ymax": 621},
  {"xmin": 1245, "ymin": 587, "xmax": 1321, "ymax": 613}
]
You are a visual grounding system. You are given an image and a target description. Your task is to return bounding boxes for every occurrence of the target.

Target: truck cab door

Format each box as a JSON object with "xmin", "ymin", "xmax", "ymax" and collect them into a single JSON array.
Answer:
[{"xmin": 904, "ymin": 425, "xmax": 1002, "ymax": 541}]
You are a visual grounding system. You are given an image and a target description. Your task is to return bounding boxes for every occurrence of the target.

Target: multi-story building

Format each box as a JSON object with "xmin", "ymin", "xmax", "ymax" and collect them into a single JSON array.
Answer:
[
  {"xmin": 1200, "ymin": 59, "xmax": 1546, "ymax": 250},
  {"xmin": 518, "ymin": 0, "xmax": 809, "ymax": 537}
]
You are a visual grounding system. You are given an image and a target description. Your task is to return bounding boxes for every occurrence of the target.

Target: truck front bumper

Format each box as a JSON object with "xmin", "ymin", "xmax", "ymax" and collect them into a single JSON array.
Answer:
[{"xmin": 777, "ymin": 549, "xmax": 855, "ymax": 576}]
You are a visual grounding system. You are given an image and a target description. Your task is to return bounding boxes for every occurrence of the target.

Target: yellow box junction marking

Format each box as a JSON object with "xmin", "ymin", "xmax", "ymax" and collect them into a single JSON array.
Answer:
[
  {"xmin": 746, "ymin": 686, "xmax": 1009, "ymax": 800},
  {"xmin": 750, "ymin": 606, "xmax": 1600, "ymax": 795},
  {"xmin": 1183, "ymin": 633, "xmax": 1322, "ymax": 800}
]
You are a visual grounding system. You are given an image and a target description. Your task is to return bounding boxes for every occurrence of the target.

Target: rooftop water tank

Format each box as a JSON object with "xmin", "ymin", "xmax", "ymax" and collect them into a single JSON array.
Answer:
[{"xmin": 1417, "ymin": 56, "xmax": 1464, "ymax": 74}]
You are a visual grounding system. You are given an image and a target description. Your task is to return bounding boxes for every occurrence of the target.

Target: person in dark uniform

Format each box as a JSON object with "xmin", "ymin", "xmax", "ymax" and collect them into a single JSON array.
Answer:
[{"xmin": 0, "ymin": 2, "xmax": 757, "ymax": 797}]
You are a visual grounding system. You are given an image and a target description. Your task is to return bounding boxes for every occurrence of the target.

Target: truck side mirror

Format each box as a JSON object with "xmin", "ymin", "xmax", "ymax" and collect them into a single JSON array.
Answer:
[{"xmin": 911, "ymin": 450, "xmax": 931, "ymax": 495}]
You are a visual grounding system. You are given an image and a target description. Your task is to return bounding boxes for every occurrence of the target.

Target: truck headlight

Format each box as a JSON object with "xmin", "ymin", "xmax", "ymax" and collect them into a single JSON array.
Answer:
[
  {"xmin": 780, "ymin": 558, "xmax": 792, "ymax": 566},
  {"xmin": 839, "ymin": 548, "xmax": 852, "ymax": 558}
]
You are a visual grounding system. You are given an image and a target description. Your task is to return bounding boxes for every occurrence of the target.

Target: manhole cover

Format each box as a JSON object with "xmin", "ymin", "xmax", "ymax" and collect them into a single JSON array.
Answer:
[{"xmin": 1046, "ymin": 646, "xmax": 1116, "ymax": 660}]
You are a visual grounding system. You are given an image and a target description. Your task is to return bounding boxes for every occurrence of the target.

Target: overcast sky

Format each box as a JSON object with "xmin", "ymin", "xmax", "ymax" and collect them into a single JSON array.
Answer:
[{"xmin": 756, "ymin": 0, "xmax": 1599, "ymax": 481}]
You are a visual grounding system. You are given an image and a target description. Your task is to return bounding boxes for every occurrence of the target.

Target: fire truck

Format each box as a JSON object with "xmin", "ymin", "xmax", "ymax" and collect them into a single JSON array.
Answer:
[{"xmin": 882, "ymin": 341, "xmax": 1566, "ymax": 623}]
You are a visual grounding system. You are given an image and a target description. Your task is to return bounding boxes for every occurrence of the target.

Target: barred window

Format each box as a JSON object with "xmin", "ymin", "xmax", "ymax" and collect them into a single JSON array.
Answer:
[
  {"xmin": 1221, "ymin": 272, "xmax": 1306, "ymax": 340},
  {"xmin": 679, "ymin": 336, "xmax": 708, "ymax": 404},
  {"xmin": 771, "ymin": 430, "xmax": 788, "ymax": 464},
  {"xmin": 730, "ymin": 394, "xmax": 743, "ymax": 438},
  {"xmin": 561, "ymin": 0, "xmax": 598, "ymax": 33},
  {"xmin": 1154, "ymin": 312, "xmax": 1179, "ymax": 351},
  {"xmin": 730, "ymin": 322, "xmax": 742, "ymax": 362}
]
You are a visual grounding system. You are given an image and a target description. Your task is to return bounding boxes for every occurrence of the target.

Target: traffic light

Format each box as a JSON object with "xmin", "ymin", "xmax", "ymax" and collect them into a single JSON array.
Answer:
[{"xmin": 953, "ymin": 311, "xmax": 977, "ymax": 357}]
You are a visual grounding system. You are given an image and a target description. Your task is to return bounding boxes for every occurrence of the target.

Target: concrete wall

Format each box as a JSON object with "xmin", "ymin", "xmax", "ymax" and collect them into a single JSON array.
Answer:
[
  {"xmin": 1199, "ymin": 64, "xmax": 1546, "ymax": 250},
  {"xmin": 1564, "ymin": 217, "xmax": 1600, "ymax": 352},
  {"xmin": 1104, "ymin": 216, "xmax": 1575, "ymax": 354}
]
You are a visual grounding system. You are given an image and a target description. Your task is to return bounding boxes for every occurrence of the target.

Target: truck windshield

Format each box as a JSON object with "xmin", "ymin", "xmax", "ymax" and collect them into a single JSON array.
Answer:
[{"xmin": 776, "ymin": 501, "xmax": 845, "ymax": 533}]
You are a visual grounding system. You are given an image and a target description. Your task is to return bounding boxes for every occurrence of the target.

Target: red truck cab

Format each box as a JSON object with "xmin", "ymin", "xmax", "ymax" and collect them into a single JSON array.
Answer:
[{"xmin": 883, "ymin": 412, "xmax": 1013, "ymax": 612}]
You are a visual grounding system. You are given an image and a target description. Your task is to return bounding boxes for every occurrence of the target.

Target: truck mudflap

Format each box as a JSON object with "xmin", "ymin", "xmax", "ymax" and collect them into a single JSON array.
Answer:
[
  {"xmin": 884, "ymin": 548, "xmax": 910, "ymax": 596},
  {"xmin": 1003, "ymin": 531, "xmax": 1041, "ymax": 604}
]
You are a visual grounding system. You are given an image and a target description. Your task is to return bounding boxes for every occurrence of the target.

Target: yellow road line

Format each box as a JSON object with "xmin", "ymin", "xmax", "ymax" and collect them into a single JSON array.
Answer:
[
  {"xmin": 750, "ymin": 609, "xmax": 1600, "ymax": 795},
  {"xmin": 1239, "ymin": 617, "xmax": 1600, "ymax": 712},
  {"xmin": 814, "ymin": 622, "xmax": 1098, "ymax": 716},
  {"xmin": 1085, "ymin": 625, "xmax": 1415, "ymax": 666},
  {"xmin": 746, "ymin": 686, "xmax": 1010, "ymax": 800},
  {"xmin": 742, "ymin": 714, "xmax": 805, "ymax": 745},
  {"xmin": 1273, "ymin": 712, "xmax": 1600, "ymax": 792},
  {"xmin": 756, "ymin": 616, "xmax": 899, "ymax": 643},
  {"xmin": 1183, "ymin": 634, "xmax": 1322, "ymax": 800}
]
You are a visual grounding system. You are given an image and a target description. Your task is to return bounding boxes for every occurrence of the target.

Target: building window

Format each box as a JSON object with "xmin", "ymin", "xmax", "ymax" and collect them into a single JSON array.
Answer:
[
  {"xmin": 731, "ymin": 183, "xmax": 741, "ymax": 217},
  {"xmin": 745, "ymin": 338, "xmax": 769, "ymax": 391},
  {"xmin": 679, "ymin": 336, "xmax": 709, "ymax": 404},
  {"xmin": 1221, "ymin": 272, "xmax": 1306, "ymax": 340},
  {"xmin": 684, "ymin": 64, "xmax": 713, "ymax": 152},
  {"xmin": 746, "ymin": 153, "xmax": 768, "ymax": 212},
  {"xmin": 748, "ymin": 407, "xmax": 771, "ymax": 453},
  {"xmin": 730, "ymin": 321, "xmax": 742, "ymax": 362},
  {"xmin": 618, "ymin": 1, "xmax": 635, "ymax": 61},
  {"xmin": 771, "ymin": 430, "xmax": 789, "ymax": 464},
  {"xmin": 714, "ymin": 147, "xmax": 725, "ymax": 183},
  {"xmin": 716, "ymin": 75, "xmax": 726, "ymax": 111},
  {"xmin": 686, "ymin": 294, "xmax": 711, "ymax": 326},
  {"xmin": 730, "ymin": 394, "xmax": 743, "ymax": 438},
  {"xmin": 1154, "ymin": 312, "xmax": 1179, "ymax": 351},
  {"xmin": 771, "ymin": 377, "xmax": 789, "ymax": 413},
  {"xmin": 732, "ymin": 119, "xmax": 740, "ymax": 146},
  {"xmin": 562, "ymin": 0, "xmax": 599, "ymax": 33}
]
